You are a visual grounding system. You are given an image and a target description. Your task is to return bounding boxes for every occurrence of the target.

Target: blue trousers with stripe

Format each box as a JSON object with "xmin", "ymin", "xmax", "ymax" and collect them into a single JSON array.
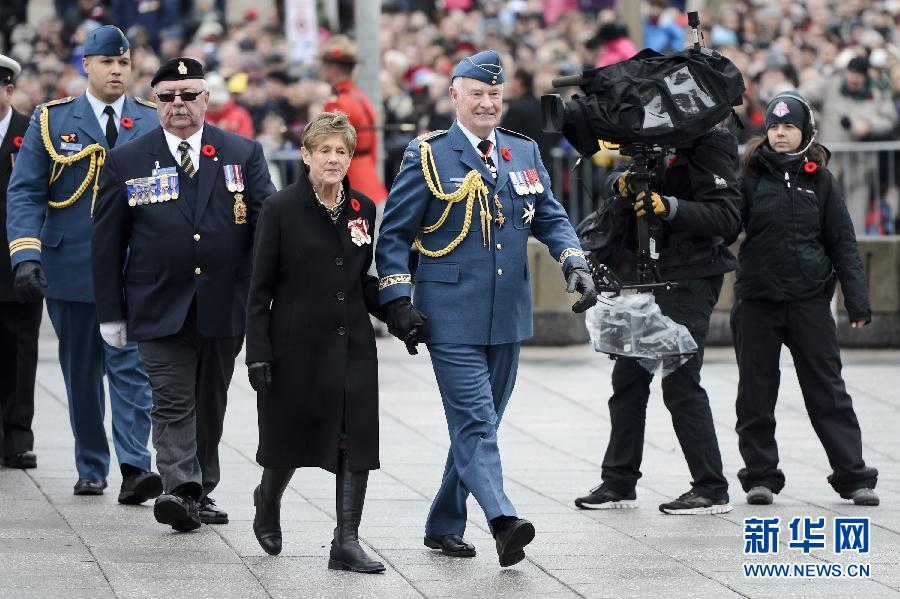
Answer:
[
  {"xmin": 46, "ymin": 299, "xmax": 153, "ymax": 480},
  {"xmin": 425, "ymin": 342, "xmax": 519, "ymax": 535}
]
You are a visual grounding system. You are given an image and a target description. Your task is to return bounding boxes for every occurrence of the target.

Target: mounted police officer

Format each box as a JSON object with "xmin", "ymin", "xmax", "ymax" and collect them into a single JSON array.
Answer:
[
  {"xmin": 92, "ymin": 57, "xmax": 275, "ymax": 533},
  {"xmin": 376, "ymin": 50, "xmax": 597, "ymax": 568},
  {"xmin": 5, "ymin": 26, "xmax": 162, "ymax": 503}
]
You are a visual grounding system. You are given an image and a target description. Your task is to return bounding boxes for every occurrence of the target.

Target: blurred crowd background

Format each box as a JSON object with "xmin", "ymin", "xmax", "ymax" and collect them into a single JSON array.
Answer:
[{"xmin": 1, "ymin": 0, "xmax": 898, "ymax": 232}]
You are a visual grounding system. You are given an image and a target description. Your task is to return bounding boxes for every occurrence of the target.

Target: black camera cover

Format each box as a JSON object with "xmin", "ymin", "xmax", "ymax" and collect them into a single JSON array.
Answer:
[{"xmin": 560, "ymin": 48, "xmax": 745, "ymax": 153}]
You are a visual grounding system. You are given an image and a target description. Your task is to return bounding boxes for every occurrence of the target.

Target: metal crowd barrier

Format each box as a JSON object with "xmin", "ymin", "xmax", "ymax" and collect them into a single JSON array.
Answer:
[{"xmin": 268, "ymin": 140, "xmax": 900, "ymax": 232}]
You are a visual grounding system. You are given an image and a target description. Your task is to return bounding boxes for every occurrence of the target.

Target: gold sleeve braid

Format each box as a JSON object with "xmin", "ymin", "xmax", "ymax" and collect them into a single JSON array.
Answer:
[
  {"xmin": 8, "ymin": 237, "xmax": 41, "ymax": 256},
  {"xmin": 378, "ymin": 274, "xmax": 411, "ymax": 291},
  {"xmin": 559, "ymin": 248, "xmax": 586, "ymax": 265},
  {"xmin": 39, "ymin": 105, "xmax": 107, "ymax": 215},
  {"xmin": 414, "ymin": 140, "xmax": 492, "ymax": 258}
]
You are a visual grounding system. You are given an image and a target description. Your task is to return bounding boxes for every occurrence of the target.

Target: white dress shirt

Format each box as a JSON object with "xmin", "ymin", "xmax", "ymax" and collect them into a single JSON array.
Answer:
[
  {"xmin": 163, "ymin": 126, "xmax": 204, "ymax": 174},
  {"xmin": 85, "ymin": 90, "xmax": 126, "ymax": 135},
  {"xmin": 0, "ymin": 107, "xmax": 12, "ymax": 146}
]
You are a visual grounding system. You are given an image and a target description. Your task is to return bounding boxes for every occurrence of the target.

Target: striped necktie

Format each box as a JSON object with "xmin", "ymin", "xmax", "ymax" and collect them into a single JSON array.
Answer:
[{"xmin": 178, "ymin": 141, "xmax": 195, "ymax": 179}]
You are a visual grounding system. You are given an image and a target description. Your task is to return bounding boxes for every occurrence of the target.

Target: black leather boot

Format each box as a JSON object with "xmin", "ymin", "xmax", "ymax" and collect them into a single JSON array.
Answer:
[
  {"xmin": 253, "ymin": 467, "xmax": 295, "ymax": 555},
  {"xmin": 328, "ymin": 450, "xmax": 385, "ymax": 573}
]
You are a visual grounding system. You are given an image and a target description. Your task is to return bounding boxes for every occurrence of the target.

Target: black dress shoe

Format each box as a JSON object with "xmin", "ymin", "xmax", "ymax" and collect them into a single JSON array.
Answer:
[
  {"xmin": 199, "ymin": 496, "xmax": 229, "ymax": 524},
  {"xmin": 494, "ymin": 518, "xmax": 535, "ymax": 567},
  {"xmin": 73, "ymin": 478, "xmax": 108, "ymax": 496},
  {"xmin": 118, "ymin": 471, "xmax": 163, "ymax": 505},
  {"xmin": 2, "ymin": 451, "xmax": 37, "ymax": 469},
  {"xmin": 424, "ymin": 533, "xmax": 476, "ymax": 557},
  {"xmin": 154, "ymin": 494, "xmax": 201, "ymax": 532}
]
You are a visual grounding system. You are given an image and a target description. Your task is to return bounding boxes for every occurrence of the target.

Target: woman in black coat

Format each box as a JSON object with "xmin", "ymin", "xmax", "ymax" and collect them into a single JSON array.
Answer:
[
  {"xmin": 245, "ymin": 111, "xmax": 385, "ymax": 572},
  {"xmin": 732, "ymin": 92, "xmax": 878, "ymax": 507}
]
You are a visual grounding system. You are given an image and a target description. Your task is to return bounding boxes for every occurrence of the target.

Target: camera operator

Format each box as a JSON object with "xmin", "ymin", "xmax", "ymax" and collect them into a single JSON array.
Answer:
[{"xmin": 575, "ymin": 127, "xmax": 741, "ymax": 515}]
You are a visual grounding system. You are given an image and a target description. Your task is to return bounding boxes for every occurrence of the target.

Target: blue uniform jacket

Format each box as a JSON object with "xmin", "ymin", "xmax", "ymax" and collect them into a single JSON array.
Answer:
[
  {"xmin": 375, "ymin": 121, "xmax": 586, "ymax": 345},
  {"xmin": 91, "ymin": 125, "xmax": 276, "ymax": 341},
  {"xmin": 6, "ymin": 93, "xmax": 159, "ymax": 302}
]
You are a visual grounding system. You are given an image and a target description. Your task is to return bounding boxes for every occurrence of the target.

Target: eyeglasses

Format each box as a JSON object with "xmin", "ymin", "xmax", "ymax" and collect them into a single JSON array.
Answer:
[{"xmin": 155, "ymin": 91, "xmax": 204, "ymax": 103}]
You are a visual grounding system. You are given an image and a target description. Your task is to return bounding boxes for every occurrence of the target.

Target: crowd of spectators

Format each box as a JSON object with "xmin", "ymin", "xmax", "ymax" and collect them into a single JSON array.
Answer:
[{"xmin": 2, "ymin": 0, "xmax": 899, "ymax": 230}]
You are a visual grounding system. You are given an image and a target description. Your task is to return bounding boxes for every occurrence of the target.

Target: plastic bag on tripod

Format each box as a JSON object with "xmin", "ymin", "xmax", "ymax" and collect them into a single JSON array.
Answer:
[{"xmin": 584, "ymin": 293, "xmax": 698, "ymax": 377}]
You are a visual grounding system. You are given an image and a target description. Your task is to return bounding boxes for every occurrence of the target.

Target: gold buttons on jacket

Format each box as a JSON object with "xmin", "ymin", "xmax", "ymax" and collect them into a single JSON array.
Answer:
[
  {"xmin": 194, "ymin": 267, "xmax": 201, "ymax": 275},
  {"xmin": 193, "ymin": 233, "xmax": 200, "ymax": 241},
  {"xmin": 497, "ymin": 268, "xmax": 503, "ymax": 276},
  {"xmin": 496, "ymin": 243, "xmax": 502, "ymax": 250}
]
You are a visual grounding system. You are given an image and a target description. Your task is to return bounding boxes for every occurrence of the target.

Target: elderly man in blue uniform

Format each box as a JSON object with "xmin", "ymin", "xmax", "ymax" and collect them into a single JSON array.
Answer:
[
  {"xmin": 376, "ymin": 50, "xmax": 597, "ymax": 567},
  {"xmin": 6, "ymin": 26, "xmax": 162, "ymax": 503},
  {"xmin": 92, "ymin": 58, "xmax": 275, "ymax": 532}
]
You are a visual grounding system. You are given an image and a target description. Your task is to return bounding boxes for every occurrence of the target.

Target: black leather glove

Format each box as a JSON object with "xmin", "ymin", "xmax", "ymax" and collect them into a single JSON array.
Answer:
[
  {"xmin": 13, "ymin": 261, "xmax": 48, "ymax": 303},
  {"xmin": 384, "ymin": 297, "xmax": 428, "ymax": 355},
  {"xmin": 247, "ymin": 362, "xmax": 272, "ymax": 392},
  {"xmin": 565, "ymin": 264, "xmax": 598, "ymax": 313}
]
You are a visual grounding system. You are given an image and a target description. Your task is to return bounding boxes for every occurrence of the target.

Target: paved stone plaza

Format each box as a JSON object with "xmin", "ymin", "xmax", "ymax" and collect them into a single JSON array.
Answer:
[{"xmin": 1, "ymin": 328, "xmax": 899, "ymax": 598}]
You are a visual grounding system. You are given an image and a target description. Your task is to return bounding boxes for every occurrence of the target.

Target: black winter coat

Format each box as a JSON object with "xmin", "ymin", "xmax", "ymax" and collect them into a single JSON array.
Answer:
[
  {"xmin": 735, "ymin": 146, "xmax": 871, "ymax": 322},
  {"xmin": 601, "ymin": 128, "xmax": 741, "ymax": 281},
  {"xmin": 245, "ymin": 170, "xmax": 383, "ymax": 473}
]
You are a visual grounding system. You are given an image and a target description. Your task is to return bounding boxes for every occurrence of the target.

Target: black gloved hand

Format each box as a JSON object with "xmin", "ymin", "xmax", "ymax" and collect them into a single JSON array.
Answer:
[
  {"xmin": 13, "ymin": 261, "xmax": 48, "ymax": 303},
  {"xmin": 565, "ymin": 265, "xmax": 598, "ymax": 313},
  {"xmin": 384, "ymin": 297, "xmax": 428, "ymax": 355},
  {"xmin": 247, "ymin": 362, "xmax": 272, "ymax": 392}
]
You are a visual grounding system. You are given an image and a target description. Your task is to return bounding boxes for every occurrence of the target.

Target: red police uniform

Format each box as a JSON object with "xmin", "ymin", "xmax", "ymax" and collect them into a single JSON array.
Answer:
[{"xmin": 324, "ymin": 80, "xmax": 388, "ymax": 203}]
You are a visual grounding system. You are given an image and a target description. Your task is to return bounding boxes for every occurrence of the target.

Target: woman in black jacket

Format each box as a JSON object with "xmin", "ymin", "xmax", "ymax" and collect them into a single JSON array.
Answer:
[
  {"xmin": 733, "ymin": 92, "xmax": 878, "ymax": 507},
  {"xmin": 244, "ymin": 111, "xmax": 386, "ymax": 572}
]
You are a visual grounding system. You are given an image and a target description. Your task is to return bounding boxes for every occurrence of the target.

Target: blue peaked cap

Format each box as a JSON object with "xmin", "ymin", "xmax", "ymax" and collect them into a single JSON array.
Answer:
[
  {"xmin": 84, "ymin": 25, "xmax": 129, "ymax": 57},
  {"xmin": 451, "ymin": 50, "xmax": 505, "ymax": 85}
]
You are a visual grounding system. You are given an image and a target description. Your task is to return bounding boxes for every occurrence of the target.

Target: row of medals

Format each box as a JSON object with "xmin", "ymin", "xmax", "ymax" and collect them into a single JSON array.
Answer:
[
  {"xmin": 510, "ymin": 169, "xmax": 544, "ymax": 195},
  {"xmin": 127, "ymin": 173, "xmax": 179, "ymax": 206}
]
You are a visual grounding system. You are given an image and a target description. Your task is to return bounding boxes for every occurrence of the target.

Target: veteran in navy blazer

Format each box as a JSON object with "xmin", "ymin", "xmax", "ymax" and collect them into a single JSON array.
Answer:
[
  {"xmin": 376, "ymin": 50, "xmax": 597, "ymax": 567},
  {"xmin": 0, "ymin": 55, "xmax": 42, "ymax": 471},
  {"xmin": 6, "ymin": 27, "xmax": 162, "ymax": 502},
  {"xmin": 92, "ymin": 57, "xmax": 276, "ymax": 533}
]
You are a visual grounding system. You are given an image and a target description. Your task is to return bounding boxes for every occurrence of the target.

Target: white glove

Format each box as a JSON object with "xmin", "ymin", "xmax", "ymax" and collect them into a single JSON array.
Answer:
[{"xmin": 99, "ymin": 321, "xmax": 128, "ymax": 348}]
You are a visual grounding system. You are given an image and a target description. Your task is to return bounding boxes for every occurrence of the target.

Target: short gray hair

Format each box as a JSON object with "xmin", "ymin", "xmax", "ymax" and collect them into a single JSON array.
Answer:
[{"xmin": 302, "ymin": 111, "xmax": 357, "ymax": 154}]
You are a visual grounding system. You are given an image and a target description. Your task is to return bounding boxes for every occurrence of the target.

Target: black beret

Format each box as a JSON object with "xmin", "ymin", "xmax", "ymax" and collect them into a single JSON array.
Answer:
[{"xmin": 151, "ymin": 57, "xmax": 205, "ymax": 87}]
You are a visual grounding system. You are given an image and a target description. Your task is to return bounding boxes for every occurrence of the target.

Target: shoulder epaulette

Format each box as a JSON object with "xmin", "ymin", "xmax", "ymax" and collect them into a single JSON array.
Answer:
[
  {"xmin": 134, "ymin": 97, "xmax": 156, "ymax": 109},
  {"xmin": 416, "ymin": 129, "xmax": 447, "ymax": 142},
  {"xmin": 42, "ymin": 96, "xmax": 74, "ymax": 109},
  {"xmin": 496, "ymin": 126, "xmax": 535, "ymax": 143}
]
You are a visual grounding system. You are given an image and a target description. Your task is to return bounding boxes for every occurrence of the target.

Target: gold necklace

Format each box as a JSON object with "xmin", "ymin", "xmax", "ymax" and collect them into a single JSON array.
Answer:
[{"xmin": 314, "ymin": 184, "xmax": 345, "ymax": 223}]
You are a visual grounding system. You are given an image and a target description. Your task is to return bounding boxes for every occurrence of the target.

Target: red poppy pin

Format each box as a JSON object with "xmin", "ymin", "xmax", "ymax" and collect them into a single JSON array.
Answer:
[
  {"xmin": 804, "ymin": 161, "xmax": 817, "ymax": 173},
  {"xmin": 202, "ymin": 144, "xmax": 216, "ymax": 158},
  {"xmin": 120, "ymin": 117, "xmax": 133, "ymax": 129},
  {"xmin": 350, "ymin": 198, "xmax": 361, "ymax": 212},
  {"xmin": 12, "ymin": 136, "xmax": 23, "ymax": 149},
  {"xmin": 500, "ymin": 147, "xmax": 511, "ymax": 161}
]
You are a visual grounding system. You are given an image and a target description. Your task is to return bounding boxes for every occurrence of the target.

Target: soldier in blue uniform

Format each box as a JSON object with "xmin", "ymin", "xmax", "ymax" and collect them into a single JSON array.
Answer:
[
  {"xmin": 92, "ymin": 58, "xmax": 276, "ymax": 532},
  {"xmin": 6, "ymin": 26, "xmax": 163, "ymax": 503},
  {"xmin": 376, "ymin": 50, "xmax": 597, "ymax": 567}
]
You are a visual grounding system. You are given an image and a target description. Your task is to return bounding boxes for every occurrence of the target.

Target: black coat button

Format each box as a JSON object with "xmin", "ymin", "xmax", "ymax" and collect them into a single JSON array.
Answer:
[
  {"xmin": 335, "ymin": 257, "xmax": 344, "ymax": 266},
  {"xmin": 336, "ymin": 292, "xmax": 346, "ymax": 301},
  {"xmin": 337, "ymin": 326, "xmax": 347, "ymax": 336}
]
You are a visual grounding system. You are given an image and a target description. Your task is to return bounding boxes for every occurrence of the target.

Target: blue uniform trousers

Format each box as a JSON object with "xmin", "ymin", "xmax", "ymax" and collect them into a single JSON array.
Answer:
[
  {"xmin": 425, "ymin": 342, "xmax": 519, "ymax": 535},
  {"xmin": 45, "ymin": 299, "xmax": 152, "ymax": 479}
]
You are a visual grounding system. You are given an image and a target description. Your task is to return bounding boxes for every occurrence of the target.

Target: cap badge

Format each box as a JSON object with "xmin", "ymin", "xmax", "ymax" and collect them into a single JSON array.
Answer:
[
  {"xmin": 773, "ymin": 100, "xmax": 790, "ymax": 118},
  {"xmin": 178, "ymin": 61, "xmax": 187, "ymax": 75}
]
